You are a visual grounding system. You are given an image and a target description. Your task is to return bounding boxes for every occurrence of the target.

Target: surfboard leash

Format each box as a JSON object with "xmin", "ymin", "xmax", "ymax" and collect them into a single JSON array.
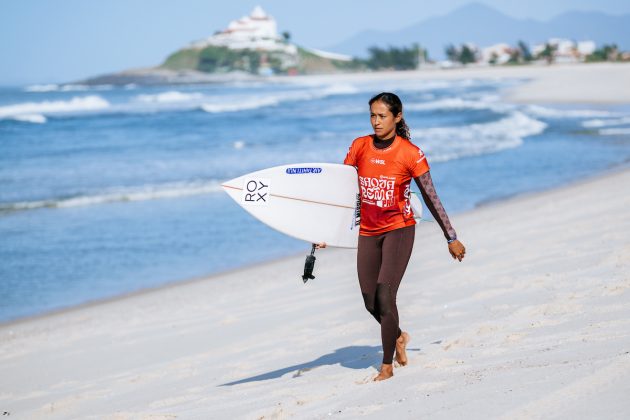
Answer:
[{"xmin": 302, "ymin": 244, "xmax": 317, "ymax": 283}]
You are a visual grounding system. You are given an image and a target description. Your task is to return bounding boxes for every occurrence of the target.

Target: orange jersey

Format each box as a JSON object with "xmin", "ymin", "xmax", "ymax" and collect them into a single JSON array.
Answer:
[{"xmin": 344, "ymin": 135, "xmax": 430, "ymax": 236}]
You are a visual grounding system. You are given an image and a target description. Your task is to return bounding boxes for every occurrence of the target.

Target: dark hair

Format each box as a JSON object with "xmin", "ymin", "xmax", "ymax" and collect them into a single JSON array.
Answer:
[{"xmin": 368, "ymin": 92, "xmax": 411, "ymax": 139}]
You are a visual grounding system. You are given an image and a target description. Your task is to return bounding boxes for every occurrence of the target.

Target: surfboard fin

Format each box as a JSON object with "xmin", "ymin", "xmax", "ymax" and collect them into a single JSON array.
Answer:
[{"xmin": 302, "ymin": 244, "xmax": 317, "ymax": 283}]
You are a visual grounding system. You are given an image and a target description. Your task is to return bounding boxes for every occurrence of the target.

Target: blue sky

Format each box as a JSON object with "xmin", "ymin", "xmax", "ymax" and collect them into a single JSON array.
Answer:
[{"xmin": 1, "ymin": 0, "xmax": 629, "ymax": 85}]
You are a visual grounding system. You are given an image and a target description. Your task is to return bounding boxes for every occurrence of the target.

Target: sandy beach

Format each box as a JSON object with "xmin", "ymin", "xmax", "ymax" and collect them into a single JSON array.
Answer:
[
  {"xmin": 1, "ymin": 64, "xmax": 630, "ymax": 419},
  {"xmin": 277, "ymin": 62, "xmax": 630, "ymax": 104}
]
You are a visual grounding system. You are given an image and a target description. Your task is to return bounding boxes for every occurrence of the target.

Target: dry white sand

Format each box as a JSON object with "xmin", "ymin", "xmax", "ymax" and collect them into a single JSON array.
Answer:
[
  {"xmin": 1, "ymin": 164, "xmax": 629, "ymax": 418},
  {"xmin": 277, "ymin": 62, "xmax": 630, "ymax": 104}
]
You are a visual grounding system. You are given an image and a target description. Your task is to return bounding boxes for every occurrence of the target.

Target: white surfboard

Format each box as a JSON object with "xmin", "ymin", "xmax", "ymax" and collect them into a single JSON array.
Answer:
[{"xmin": 221, "ymin": 163, "xmax": 423, "ymax": 248}]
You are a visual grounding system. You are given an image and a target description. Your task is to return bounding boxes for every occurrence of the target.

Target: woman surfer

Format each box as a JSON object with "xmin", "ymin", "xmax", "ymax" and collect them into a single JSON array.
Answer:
[{"xmin": 343, "ymin": 92, "xmax": 466, "ymax": 381}]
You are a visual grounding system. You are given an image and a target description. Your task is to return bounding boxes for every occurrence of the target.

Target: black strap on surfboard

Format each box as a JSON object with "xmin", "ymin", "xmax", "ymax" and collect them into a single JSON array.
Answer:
[{"xmin": 302, "ymin": 244, "xmax": 317, "ymax": 283}]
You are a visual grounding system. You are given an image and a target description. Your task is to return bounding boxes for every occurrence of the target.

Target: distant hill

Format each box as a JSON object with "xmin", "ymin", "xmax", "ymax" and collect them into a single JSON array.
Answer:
[
  {"xmin": 159, "ymin": 45, "xmax": 358, "ymax": 75},
  {"xmin": 327, "ymin": 3, "xmax": 630, "ymax": 59},
  {"xmin": 81, "ymin": 46, "xmax": 359, "ymax": 86}
]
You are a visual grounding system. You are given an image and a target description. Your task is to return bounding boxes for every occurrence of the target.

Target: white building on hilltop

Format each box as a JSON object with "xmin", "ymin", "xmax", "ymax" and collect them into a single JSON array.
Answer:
[{"xmin": 190, "ymin": 6, "xmax": 297, "ymax": 55}]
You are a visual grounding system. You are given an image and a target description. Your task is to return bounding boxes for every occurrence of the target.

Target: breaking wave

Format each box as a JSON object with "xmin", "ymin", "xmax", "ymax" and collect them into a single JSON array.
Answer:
[
  {"xmin": 525, "ymin": 105, "xmax": 618, "ymax": 119},
  {"xmin": 0, "ymin": 95, "xmax": 110, "ymax": 122},
  {"xmin": 0, "ymin": 180, "xmax": 223, "ymax": 213},
  {"xmin": 416, "ymin": 111, "xmax": 547, "ymax": 162},
  {"xmin": 134, "ymin": 91, "xmax": 205, "ymax": 104},
  {"xmin": 599, "ymin": 127, "xmax": 630, "ymax": 136},
  {"xmin": 582, "ymin": 117, "xmax": 630, "ymax": 128},
  {"xmin": 24, "ymin": 84, "xmax": 113, "ymax": 92}
]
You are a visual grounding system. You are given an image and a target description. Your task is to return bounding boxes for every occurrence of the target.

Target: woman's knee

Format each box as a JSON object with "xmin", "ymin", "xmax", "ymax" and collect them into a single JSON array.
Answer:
[
  {"xmin": 361, "ymin": 292, "xmax": 377, "ymax": 315},
  {"xmin": 375, "ymin": 283, "xmax": 394, "ymax": 317}
]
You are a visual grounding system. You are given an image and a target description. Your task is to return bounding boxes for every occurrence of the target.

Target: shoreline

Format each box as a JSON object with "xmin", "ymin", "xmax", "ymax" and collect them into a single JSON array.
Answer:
[
  {"xmin": 23, "ymin": 62, "xmax": 630, "ymax": 105},
  {"xmin": 0, "ymin": 248, "xmax": 305, "ymax": 328},
  {"xmin": 2, "ymin": 161, "xmax": 628, "ymax": 329}
]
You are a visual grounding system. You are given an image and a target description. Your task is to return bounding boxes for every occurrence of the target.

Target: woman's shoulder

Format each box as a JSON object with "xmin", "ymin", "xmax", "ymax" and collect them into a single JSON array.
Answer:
[
  {"xmin": 352, "ymin": 134, "xmax": 373, "ymax": 144},
  {"xmin": 348, "ymin": 134, "xmax": 373, "ymax": 150},
  {"xmin": 399, "ymin": 137, "xmax": 423, "ymax": 152}
]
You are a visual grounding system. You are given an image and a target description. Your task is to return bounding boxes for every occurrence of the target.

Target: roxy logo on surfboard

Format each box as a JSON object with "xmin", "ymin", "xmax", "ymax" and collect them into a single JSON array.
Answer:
[{"xmin": 242, "ymin": 178, "xmax": 270, "ymax": 205}]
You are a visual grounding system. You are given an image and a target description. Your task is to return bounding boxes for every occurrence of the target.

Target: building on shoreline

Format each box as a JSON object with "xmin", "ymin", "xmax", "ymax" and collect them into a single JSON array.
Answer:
[
  {"xmin": 532, "ymin": 38, "xmax": 596, "ymax": 63},
  {"xmin": 190, "ymin": 6, "xmax": 297, "ymax": 56}
]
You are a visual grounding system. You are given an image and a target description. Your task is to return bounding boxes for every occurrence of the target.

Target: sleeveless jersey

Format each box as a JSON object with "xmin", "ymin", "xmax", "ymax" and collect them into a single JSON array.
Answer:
[{"xmin": 344, "ymin": 135, "xmax": 430, "ymax": 236}]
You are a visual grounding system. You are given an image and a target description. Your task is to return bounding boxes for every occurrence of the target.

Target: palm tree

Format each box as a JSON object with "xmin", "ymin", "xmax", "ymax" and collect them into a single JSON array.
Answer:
[
  {"xmin": 445, "ymin": 44, "xmax": 458, "ymax": 62},
  {"xmin": 459, "ymin": 45, "xmax": 476, "ymax": 65},
  {"xmin": 517, "ymin": 40, "xmax": 532, "ymax": 62},
  {"xmin": 539, "ymin": 43, "xmax": 556, "ymax": 64}
]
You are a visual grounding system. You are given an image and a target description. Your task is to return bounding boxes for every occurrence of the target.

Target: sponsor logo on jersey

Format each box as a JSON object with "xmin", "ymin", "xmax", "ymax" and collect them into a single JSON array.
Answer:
[
  {"xmin": 351, "ymin": 193, "xmax": 361, "ymax": 229},
  {"xmin": 370, "ymin": 158, "xmax": 386, "ymax": 165},
  {"xmin": 358, "ymin": 175, "xmax": 396, "ymax": 208},
  {"xmin": 403, "ymin": 184, "xmax": 412, "ymax": 216},
  {"xmin": 285, "ymin": 167, "xmax": 323, "ymax": 174}
]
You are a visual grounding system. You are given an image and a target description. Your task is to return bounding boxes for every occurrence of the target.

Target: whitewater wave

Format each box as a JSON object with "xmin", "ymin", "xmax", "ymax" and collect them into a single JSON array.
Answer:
[
  {"xmin": 582, "ymin": 117, "xmax": 630, "ymax": 128},
  {"xmin": 8, "ymin": 83, "xmax": 362, "ymax": 122},
  {"xmin": 525, "ymin": 105, "xmax": 618, "ymax": 119},
  {"xmin": 599, "ymin": 127, "xmax": 630, "ymax": 136},
  {"xmin": 0, "ymin": 95, "xmax": 110, "ymax": 123},
  {"xmin": 0, "ymin": 180, "xmax": 222, "ymax": 213},
  {"xmin": 406, "ymin": 96, "xmax": 511, "ymax": 113},
  {"xmin": 200, "ymin": 83, "xmax": 360, "ymax": 114},
  {"xmin": 134, "ymin": 91, "xmax": 205, "ymax": 104},
  {"xmin": 10, "ymin": 114, "xmax": 47, "ymax": 124},
  {"xmin": 24, "ymin": 84, "xmax": 112, "ymax": 93},
  {"xmin": 201, "ymin": 97, "xmax": 280, "ymax": 113},
  {"xmin": 416, "ymin": 111, "xmax": 547, "ymax": 162}
]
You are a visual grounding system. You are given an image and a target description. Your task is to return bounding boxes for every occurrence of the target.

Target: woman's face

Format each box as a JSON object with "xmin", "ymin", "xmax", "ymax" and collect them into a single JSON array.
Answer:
[{"xmin": 370, "ymin": 100, "xmax": 402, "ymax": 139}]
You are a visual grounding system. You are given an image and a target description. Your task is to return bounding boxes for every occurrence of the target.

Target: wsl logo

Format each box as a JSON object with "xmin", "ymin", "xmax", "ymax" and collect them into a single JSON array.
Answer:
[{"xmin": 286, "ymin": 167, "xmax": 323, "ymax": 174}]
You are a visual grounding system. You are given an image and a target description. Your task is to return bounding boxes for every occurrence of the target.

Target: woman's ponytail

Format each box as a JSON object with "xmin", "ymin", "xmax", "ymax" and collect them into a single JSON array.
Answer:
[{"xmin": 396, "ymin": 118, "xmax": 411, "ymax": 140}]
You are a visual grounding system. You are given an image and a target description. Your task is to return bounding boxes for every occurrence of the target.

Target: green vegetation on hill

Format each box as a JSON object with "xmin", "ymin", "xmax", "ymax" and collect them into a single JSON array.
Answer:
[
  {"xmin": 160, "ymin": 45, "xmax": 361, "ymax": 75},
  {"xmin": 362, "ymin": 45, "xmax": 426, "ymax": 70},
  {"xmin": 162, "ymin": 46, "xmax": 264, "ymax": 73},
  {"xmin": 161, "ymin": 48, "xmax": 201, "ymax": 70},
  {"xmin": 197, "ymin": 46, "xmax": 263, "ymax": 73},
  {"xmin": 295, "ymin": 47, "xmax": 363, "ymax": 73}
]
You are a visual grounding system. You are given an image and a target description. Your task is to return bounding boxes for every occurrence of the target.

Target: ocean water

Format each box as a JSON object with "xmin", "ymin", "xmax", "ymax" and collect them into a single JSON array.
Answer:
[{"xmin": 1, "ymin": 75, "xmax": 629, "ymax": 322}]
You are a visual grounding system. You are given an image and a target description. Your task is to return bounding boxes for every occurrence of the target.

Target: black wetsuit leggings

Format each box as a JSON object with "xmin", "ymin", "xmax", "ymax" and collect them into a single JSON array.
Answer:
[{"xmin": 357, "ymin": 225, "xmax": 415, "ymax": 364}]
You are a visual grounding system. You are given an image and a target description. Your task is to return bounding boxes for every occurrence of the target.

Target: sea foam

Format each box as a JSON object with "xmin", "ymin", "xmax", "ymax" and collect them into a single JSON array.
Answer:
[
  {"xmin": 24, "ymin": 84, "xmax": 111, "ymax": 93},
  {"xmin": 599, "ymin": 127, "xmax": 630, "ymax": 136},
  {"xmin": 201, "ymin": 97, "xmax": 280, "ymax": 113},
  {"xmin": 582, "ymin": 117, "xmax": 630, "ymax": 128},
  {"xmin": 416, "ymin": 111, "xmax": 547, "ymax": 162},
  {"xmin": 525, "ymin": 105, "xmax": 618, "ymax": 118},
  {"xmin": 0, "ymin": 180, "xmax": 223, "ymax": 212},
  {"xmin": 0, "ymin": 95, "xmax": 110, "ymax": 122},
  {"xmin": 134, "ymin": 91, "xmax": 205, "ymax": 104}
]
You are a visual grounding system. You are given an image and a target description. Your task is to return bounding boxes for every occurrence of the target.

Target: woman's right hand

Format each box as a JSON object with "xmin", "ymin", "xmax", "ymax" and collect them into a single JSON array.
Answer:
[{"xmin": 448, "ymin": 240, "xmax": 466, "ymax": 262}]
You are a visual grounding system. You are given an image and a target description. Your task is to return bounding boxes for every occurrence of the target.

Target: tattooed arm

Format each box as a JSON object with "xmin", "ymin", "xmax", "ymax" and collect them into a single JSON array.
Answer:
[
  {"xmin": 414, "ymin": 171, "xmax": 466, "ymax": 261},
  {"xmin": 414, "ymin": 171, "xmax": 456, "ymax": 241}
]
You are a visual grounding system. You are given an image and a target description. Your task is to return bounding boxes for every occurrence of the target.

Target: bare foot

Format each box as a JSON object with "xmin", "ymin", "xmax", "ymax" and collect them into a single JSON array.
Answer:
[
  {"xmin": 395, "ymin": 331, "xmax": 410, "ymax": 366},
  {"xmin": 373, "ymin": 363, "xmax": 394, "ymax": 381}
]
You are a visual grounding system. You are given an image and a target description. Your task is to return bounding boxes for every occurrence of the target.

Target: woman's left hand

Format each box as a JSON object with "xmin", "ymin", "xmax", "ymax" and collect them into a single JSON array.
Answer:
[{"xmin": 448, "ymin": 240, "xmax": 466, "ymax": 262}]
